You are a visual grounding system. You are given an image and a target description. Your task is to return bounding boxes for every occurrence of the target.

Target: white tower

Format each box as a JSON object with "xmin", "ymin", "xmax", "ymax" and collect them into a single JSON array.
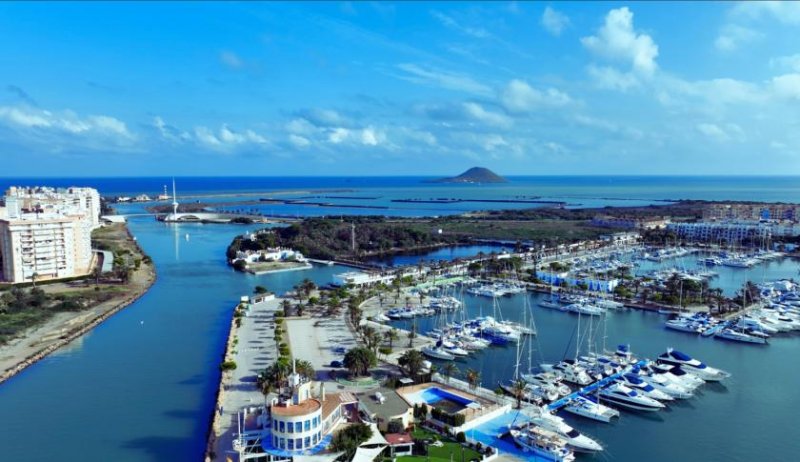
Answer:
[{"xmin": 171, "ymin": 178, "xmax": 179, "ymax": 217}]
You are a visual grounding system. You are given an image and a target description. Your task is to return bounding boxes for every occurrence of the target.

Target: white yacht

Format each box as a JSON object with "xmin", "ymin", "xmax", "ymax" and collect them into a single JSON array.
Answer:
[
  {"xmin": 715, "ymin": 328, "xmax": 768, "ymax": 345},
  {"xmin": 650, "ymin": 363, "xmax": 705, "ymax": 390},
  {"xmin": 509, "ymin": 425, "xmax": 575, "ymax": 462},
  {"xmin": 541, "ymin": 360, "xmax": 593, "ymax": 386},
  {"xmin": 616, "ymin": 373, "xmax": 673, "ymax": 401},
  {"xmin": 563, "ymin": 395, "xmax": 620, "ymax": 423},
  {"xmin": 421, "ymin": 345, "xmax": 455, "ymax": 361},
  {"xmin": 656, "ymin": 349, "xmax": 731, "ymax": 381},
  {"xmin": 633, "ymin": 367, "xmax": 693, "ymax": 399},
  {"xmin": 522, "ymin": 372, "xmax": 571, "ymax": 397},
  {"xmin": 564, "ymin": 303, "xmax": 605, "ymax": 316},
  {"xmin": 530, "ymin": 412, "xmax": 603, "ymax": 453},
  {"xmin": 599, "ymin": 383, "xmax": 665, "ymax": 412}
]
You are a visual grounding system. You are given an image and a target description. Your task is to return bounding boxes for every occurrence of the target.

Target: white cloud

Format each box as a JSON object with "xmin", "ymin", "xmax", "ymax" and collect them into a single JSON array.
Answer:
[
  {"xmin": 770, "ymin": 54, "xmax": 800, "ymax": 72},
  {"xmin": 288, "ymin": 134, "xmax": 311, "ymax": 148},
  {"xmin": 193, "ymin": 124, "xmax": 267, "ymax": 151},
  {"xmin": 360, "ymin": 126, "xmax": 385, "ymax": 146},
  {"xmin": 220, "ymin": 51, "xmax": 243, "ymax": 69},
  {"xmin": 285, "ymin": 118, "xmax": 316, "ymax": 135},
  {"xmin": 541, "ymin": 6, "xmax": 570, "ymax": 36},
  {"xmin": 395, "ymin": 63, "xmax": 493, "ymax": 96},
  {"xmin": 587, "ymin": 65, "xmax": 640, "ymax": 91},
  {"xmin": 714, "ymin": 24, "xmax": 761, "ymax": 52},
  {"xmin": 0, "ymin": 105, "xmax": 133, "ymax": 140},
  {"xmin": 771, "ymin": 74, "xmax": 800, "ymax": 100},
  {"xmin": 500, "ymin": 79, "xmax": 571, "ymax": 112},
  {"xmin": 732, "ymin": 1, "xmax": 800, "ymax": 25},
  {"xmin": 430, "ymin": 10, "xmax": 492, "ymax": 39},
  {"xmin": 582, "ymin": 7, "xmax": 659, "ymax": 76},
  {"xmin": 696, "ymin": 122, "xmax": 744, "ymax": 142},
  {"xmin": 462, "ymin": 102, "xmax": 512, "ymax": 128},
  {"xmin": 328, "ymin": 127, "xmax": 350, "ymax": 144}
]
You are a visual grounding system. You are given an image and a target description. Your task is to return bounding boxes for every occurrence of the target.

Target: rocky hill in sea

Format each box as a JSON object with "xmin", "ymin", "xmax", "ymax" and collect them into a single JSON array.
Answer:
[{"xmin": 428, "ymin": 167, "xmax": 508, "ymax": 184}]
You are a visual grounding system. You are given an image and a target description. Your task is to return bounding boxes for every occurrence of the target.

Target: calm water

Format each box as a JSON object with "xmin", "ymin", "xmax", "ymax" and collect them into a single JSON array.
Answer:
[
  {"xmin": 0, "ymin": 178, "xmax": 799, "ymax": 461},
  {"xmin": 369, "ymin": 245, "xmax": 513, "ymax": 267},
  {"xmin": 389, "ymin": 291, "xmax": 800, "ymax": 462}
]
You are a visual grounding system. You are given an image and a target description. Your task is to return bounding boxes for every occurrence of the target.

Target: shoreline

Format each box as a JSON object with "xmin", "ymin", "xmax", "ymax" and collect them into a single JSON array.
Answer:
[{"xmin": 0, "ymin": 225, "xmax": 157, "ymax": 385}]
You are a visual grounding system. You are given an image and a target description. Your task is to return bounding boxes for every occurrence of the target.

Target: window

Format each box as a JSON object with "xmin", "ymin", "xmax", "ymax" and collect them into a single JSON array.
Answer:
[
  {"xmin": 313, "ymin": 434, "xmax": 318, "ymax": 444},
  {"xmin": 304, "ymin": 420, "xmax": 310, "ymax": 431},
  {"xmin": 304, "ymin": 437, "xmax": 311, "ymax": 448},
  {"xmin": 296, "ymin": 438, "xmax": 302, "ymax": 449},
  {"xmin": 273, "ymin": 420, "xmax": 278, "ymax": 431},
  {"xmin": 274, "ymin": 436, "xmax": 278, "ymax": 447},
  {"xmin": 295, "ymin": 422, "xmax": 302, "ymax": 433},
  {"xmin": 279, "ymin": 438, "xmax": 285, "ymax": 449},
  {"xmin": 288, "ymin": 439, "xmax": 294, "ymax": 450},
  {"xmin": 313, "ymin": 416, "xmax": 318, "ymax": 428},
  {"xmin": 279, "ymin": 421, "xmax": 285, "ymax": 432}
]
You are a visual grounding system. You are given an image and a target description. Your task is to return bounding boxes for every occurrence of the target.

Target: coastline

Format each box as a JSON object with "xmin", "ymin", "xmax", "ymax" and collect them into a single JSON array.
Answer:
[{"xmin": 0, "ymin": 225, "xmax": 157, "ymax": 385}]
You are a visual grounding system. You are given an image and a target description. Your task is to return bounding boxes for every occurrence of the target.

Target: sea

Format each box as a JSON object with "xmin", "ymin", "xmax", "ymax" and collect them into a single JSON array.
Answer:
[{"xmin": 0, "ymin": 176, "xmax": 798, "ymax": 461}]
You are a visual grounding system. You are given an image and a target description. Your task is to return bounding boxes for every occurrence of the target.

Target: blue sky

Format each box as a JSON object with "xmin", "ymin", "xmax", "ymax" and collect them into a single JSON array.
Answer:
[{"xmin": 1, "ymin": 1, "xmax": 799, "ymax": 176}]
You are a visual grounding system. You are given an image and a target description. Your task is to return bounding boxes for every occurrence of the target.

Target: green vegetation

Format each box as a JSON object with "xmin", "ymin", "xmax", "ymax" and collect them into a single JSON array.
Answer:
[
  {"xmin": 401, "ymin": 427, "xmax": 481, "ymax": 462},
  {"xmin": 220, "ymin": 360, "xmax": 237, "ymax": 371},
  {"xmin": 331, "ymin": 423, "xmax": 373, "ymax": 460},
  {"xmin": 343, "ymin": 346, "xmax": 377, "ymax": 377},
  {"xmin": 0, "ymin": 285, "xmax": 124, "ymax": 345}
]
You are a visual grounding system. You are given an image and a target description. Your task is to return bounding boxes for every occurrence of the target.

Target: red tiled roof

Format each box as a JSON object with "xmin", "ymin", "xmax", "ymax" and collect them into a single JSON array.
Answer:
[{"xmin": 384, "ymin": 433, "xmax": 413, "ymax": 445}]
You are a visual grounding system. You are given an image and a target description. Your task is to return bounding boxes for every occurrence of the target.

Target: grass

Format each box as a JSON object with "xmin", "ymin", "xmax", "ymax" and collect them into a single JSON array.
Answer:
[{"xmin": 401, "ymin": 427, "xmax": 481, "ymax": 462}]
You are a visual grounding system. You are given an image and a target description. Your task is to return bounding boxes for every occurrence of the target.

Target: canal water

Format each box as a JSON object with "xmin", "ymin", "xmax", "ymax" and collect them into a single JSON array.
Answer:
[
  {"xmin": 388, "ymin": 291, "xmax": 800, "ymax": 462},
  {"xmin": 0, "ymin": 199, "xmax": 798, "ymax": 460},
  {"xmin": 0, "ymin": 216, "xmax": 349, "ymax": 461}
]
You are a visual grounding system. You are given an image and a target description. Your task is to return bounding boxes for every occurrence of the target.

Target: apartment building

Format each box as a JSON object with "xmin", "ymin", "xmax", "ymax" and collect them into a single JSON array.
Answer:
[{"xmin": 0, "ymin": 186, "xmax": 101, "ymax": 284}]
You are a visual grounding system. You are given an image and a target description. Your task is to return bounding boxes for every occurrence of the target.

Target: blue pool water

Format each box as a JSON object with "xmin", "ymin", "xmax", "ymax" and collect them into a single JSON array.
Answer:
[{"xmin": 405, "ymin": 387, "xmax": 476, "ymax": 414}]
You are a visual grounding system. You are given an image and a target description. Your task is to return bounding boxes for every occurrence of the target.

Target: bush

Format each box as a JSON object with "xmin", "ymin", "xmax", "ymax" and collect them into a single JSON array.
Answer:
[
  {"xmin": 378, "ymin": 346, "xmax": 392, "ymax": 356},
  {"xmin": 456, "ymin": 432, "xmax": 466, "ymax": 443},
  {"xmin": 220, "ymin": 361, "xmax": 237, "ymax": 371}
]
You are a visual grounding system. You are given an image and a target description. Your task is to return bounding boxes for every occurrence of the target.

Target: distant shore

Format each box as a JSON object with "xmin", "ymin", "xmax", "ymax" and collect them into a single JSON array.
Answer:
[{"xmin": 0, "ymin": 224, "xmax": 156, "ymax": 385}]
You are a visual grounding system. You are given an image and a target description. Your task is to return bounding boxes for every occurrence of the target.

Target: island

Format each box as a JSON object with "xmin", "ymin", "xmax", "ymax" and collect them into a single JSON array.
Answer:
[{"xmin": 427, "ymin": 166, "xmax": 508, "ymax": 184}]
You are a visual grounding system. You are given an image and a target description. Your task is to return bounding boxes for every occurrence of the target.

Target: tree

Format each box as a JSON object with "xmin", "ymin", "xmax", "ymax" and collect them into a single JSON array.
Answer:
[
  {"xmin": 465, "ymin": 368, "xmax": 481, "ymax": 391},
  {"xmin": 294, "ymin": 359, "xmax": 316, "ymax": 381},
  {"xmin": 441, "ymin": 362, "xmax": 458, "ymax": 384},
  {"xmin": 398, "ymin": 349, "xmax": 425, "ymax": 378},
  {"xmin": 511, "ymin": 378, "xmax": 526, "ymax": 409},
  {"xmin": 343, "ymin": 347, "xmax": 376, "ymax": 377},
  {"xmin": 330, "ymin": 423, "xmax": 373, "ymax": 460},
  {"xmin": 385, "ymin": 328, "xmax": 399, "ymax": 348},
  {"xmin": 254, "ymin": 285, "xmax": 268, "ymax": 294},
  {"xmin": 30, "ymin": 272, "xmax": 39, "ymax": 288}
]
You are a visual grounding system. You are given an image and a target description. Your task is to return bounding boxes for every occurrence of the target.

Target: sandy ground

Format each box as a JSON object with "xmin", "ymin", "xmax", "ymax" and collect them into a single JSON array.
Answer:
[
  {"xmin": 285, "ymin": 315, "xmax": 358, "ymax": 373},
  {"xmin": 0, "ymin": 255, "xmax": 155, "ymax": 382}
]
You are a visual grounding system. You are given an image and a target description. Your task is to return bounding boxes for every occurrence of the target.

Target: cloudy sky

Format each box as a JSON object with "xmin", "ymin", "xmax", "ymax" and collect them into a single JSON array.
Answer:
[{"xmin": 1, "ymin": 1, "xmax": 799, "ymax": 176}]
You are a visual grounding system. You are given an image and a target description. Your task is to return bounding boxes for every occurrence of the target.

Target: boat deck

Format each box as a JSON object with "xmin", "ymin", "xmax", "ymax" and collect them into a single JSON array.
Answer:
[{"xmin": 546, "ymin": 359, "xmax": 649, "ymax": 411}]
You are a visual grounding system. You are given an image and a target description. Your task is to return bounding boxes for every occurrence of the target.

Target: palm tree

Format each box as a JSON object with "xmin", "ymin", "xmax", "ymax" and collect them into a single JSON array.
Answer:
[
  {"xmin": 259, "ymin": 379, "xmax": 273, "ymax": 409},
  {"xmin": 30, "ymin": 272, "xmax": 39, "ymax": 288},
  {"xmin": 441, "ymin": 363, "xmax": 458, "ymax": 384},
  {"xmin": 343, "ymin": 347, "xmax": 377, "ymax": 377},
  {"xmin": 398, "ymin": 349, "xmax": 425, "ymax": 378},
  {"xmin": 294, "ymin": 359, "xmax": 316, "ymax": 381},
  {"xmin": 511, "ymin": 378, "xmax": 526, "ymax": 409},
  {"xmin": 385, "ymin": 328, "xmax": 399, "ymax": 349},
  {"xmin": 465, "ymin": 368, "xmax": 481, "ymax": 391}
]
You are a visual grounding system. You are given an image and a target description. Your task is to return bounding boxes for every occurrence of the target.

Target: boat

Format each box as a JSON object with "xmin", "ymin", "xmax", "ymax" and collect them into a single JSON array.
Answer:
[
  {"xmin": 598, "ymin": 383, "xmax": 665, "ymax": 412},
  {"xmin": 509, "ymin": 425, "xmax": 575, "ymax": 462},
  {"xmin": 564, "ymin": 303, "xmax": 605, "ymax": 316},
  {"xmin": 616, "ymin": 373, "xmax": 674, "ymax": 401},
  {"xmin": 656, "ymin": 349, "xmax": 731, "ymax": 381},
  {"xmin": 649, "ymin": 363, "xmax": 705, "ymax": 390},
  {"xmin": 715, "ymin": 328, "xmax": 768, "ymax": 345},
  {"xmin": 522, "ymin": 372, "xmax": 571, "ymax": 397},
  {"xmin": 664, "ymin": 317, "xmax": 704, "ymax": 334},
  {"xmin": 540, "ymin": 360, "xmax": 593, "ymax": 386},
  {"xmin": 563, "ymin": 395, "xmax": 620, "ymax": 423},
  {"xmin": 421, "ymin": 345, "xmax": 455, "ymax": 361},
  {"xmin": 530, "ymin": 412, "xmax": 603, "ymax": 452},
  {"xmin": 632, "ymin": 367, "xmax": 694, "ymax": 399},
  {"xmin": 539, "ymin": 300, "xmax": 563, "ymax": 310}
]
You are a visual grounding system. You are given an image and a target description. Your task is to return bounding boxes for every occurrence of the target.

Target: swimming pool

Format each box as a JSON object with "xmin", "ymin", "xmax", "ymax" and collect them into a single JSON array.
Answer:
[{"xmin": 404, "ymin": 387, "xmax": 476, "ymax": 414}]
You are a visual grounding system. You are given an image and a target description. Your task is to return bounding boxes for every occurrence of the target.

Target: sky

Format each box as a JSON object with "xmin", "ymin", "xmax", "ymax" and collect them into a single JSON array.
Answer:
[{"xmin": 1, "ymin": 1, "xmax": 799, "ymax": 177}]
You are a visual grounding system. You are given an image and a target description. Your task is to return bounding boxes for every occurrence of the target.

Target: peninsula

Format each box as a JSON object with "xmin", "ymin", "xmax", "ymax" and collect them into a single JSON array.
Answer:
[{"xmin": 428, "ymin": 166, "xmax": 508, "ymax": 184}]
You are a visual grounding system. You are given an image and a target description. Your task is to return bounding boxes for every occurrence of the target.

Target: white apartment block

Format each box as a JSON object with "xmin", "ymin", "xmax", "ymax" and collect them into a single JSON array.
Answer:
[
  {"xmin": 666, "ymin": 220, "xmax": 800, "ymax": 243},
  {"xmin": 0, "ymin": 186, "xmax": 101, "ymax": 284}
]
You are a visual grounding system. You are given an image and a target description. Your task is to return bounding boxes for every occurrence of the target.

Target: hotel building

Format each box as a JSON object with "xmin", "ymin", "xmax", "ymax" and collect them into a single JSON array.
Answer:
[{"xmin": 0, "ymin": 186, "xmax": 101, "ymax": 283}]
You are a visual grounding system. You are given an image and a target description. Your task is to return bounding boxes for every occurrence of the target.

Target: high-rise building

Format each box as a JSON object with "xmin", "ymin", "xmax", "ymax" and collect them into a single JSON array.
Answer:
[{"xmin": 0, "ymin": 186, "xmax": 101, "ymax": 284}]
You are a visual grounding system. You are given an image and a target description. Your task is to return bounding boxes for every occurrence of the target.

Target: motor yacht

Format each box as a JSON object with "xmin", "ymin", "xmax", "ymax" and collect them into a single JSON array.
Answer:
[
  {"xmin": 598, "ymin": 383, "xmax": 665, "ymax": 412},
  {"xmin": 541, "ymin": 360, "xmax": 593, "ymax": 386},
  {"xmin": 715, "ymin": 328, "xmax": 768, "ymax": 345},
  {"xmin": 563, "ymin": 395, "xmax": 620, "ymax": 423},
  {"xmin": 509, "ymin": 425, "xmax": 575, "ymax": 462},
  {"xmin": 421, "ymin": 345, "xmax": 455, "ymax": 361},
  {"xmin": 530, "ymin": 412, "xmax": 603, "ymax": 453},
  {"xmin": 616, "ymin": 373, "xmax": 673, "ymax": 401},
  {"xmin": 649, "ymin": 363, "xmax": 705, "ymax": 390},
  {"xmin": 656, "ymin": 349, "xmax": 731, "ymax": 381}
]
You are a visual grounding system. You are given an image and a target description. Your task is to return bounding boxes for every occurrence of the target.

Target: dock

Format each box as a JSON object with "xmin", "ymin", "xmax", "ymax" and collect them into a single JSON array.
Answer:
[{"xmin": 546, "ymin": 359, "xmax": 649, "ymax": 411}]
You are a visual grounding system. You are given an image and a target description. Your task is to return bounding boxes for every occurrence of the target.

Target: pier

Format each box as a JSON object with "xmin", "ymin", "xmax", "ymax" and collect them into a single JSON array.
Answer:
[{"xmin": 546, "ymin": 359, "xmax": 649, "ymax": 411}]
